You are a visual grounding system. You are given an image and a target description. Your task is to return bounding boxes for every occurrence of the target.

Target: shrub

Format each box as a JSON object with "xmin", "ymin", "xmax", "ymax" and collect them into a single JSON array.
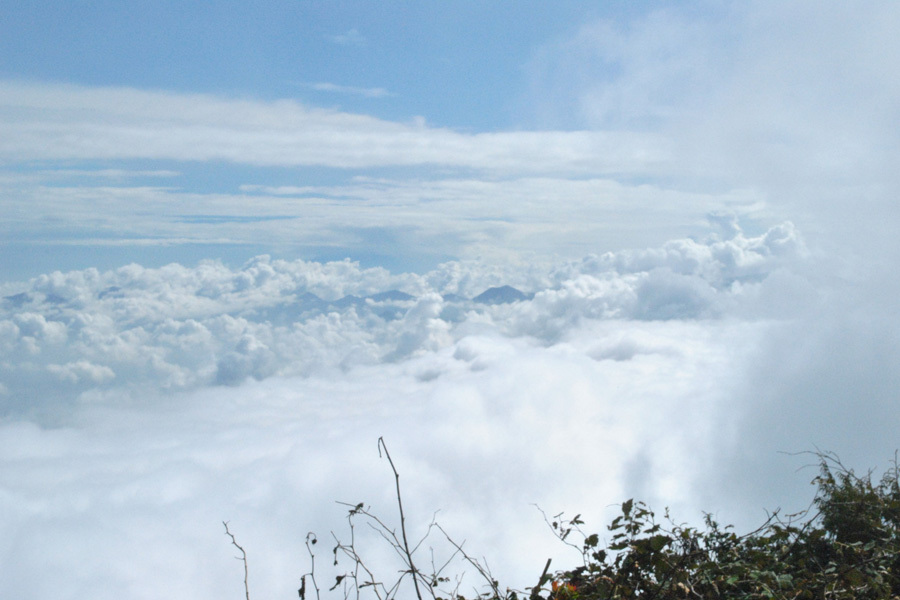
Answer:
[
  {"xmin": 545, "ymin": 451, "xmax": 900, "ymax": 600},
  {"xmin": 226, "ymin": 447, "xmax": 900, "ymax": 600}
]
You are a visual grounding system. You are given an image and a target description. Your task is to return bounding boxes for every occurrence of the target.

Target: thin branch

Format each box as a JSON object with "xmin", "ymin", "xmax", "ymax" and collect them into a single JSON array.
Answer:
[
  {"xmin": 435, "ymin": 523, "xmax": 505, "ymax": 600},
  {"xmin": 378, "ymin": 437, "xmax": 424, "ymax": 600},
  {"xmin": 223, "ymin": 521, "xmax": 251, "ymax": 600},
  {"xmin": 533, "ymin": 505, "xmax": 586, "ymax": 560},
  {"xmin": 300, "ymin": 531, "xmax": 321, "ymax": 600},
  {"xmin": 411, "ymin": 512, "xmax": 442, "ymax": 555},
  {"xmin": 331, "ymin": 519, "xmax": 386, "ymax": 600}
]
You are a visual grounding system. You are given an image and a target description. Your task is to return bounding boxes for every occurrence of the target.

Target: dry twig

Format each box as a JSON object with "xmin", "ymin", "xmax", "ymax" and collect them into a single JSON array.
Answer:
[{"xmin": 223, "ymin": 521, "xmax": 251, "ymax": 600}]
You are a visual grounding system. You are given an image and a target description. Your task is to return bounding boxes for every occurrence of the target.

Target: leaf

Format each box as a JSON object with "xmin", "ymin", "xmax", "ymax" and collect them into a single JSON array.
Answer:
[
  {"xmin": 844, "ymin": 568, "xmax": 864, "ymax": 587},
  {"xmin": 622, "ymin": 499, "xmax": 634, "ymax": 517},
  {"xmin": 329, "ymin": 575, "xmax": 346, "ymax": 591},
  {"xmin": 776, "ymin": 573, "xmax": 794, "ymax": 589},
  {"xmin": 650, "ymin": 534, "xmax": 671, "ymax": 552}
]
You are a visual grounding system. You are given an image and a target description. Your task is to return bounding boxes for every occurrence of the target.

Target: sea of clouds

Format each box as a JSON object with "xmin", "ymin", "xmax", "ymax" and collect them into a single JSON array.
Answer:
[
  {"xmin": 1, "ymin": 219, "xmax": 846, "ymax": 600},
  {"xmin": 0, "ymin": 219, "xmax": 801, "ymax": 416},
  {"xmin": 4, "ymin": 3, "xmax": 900, "ymax": 598}
]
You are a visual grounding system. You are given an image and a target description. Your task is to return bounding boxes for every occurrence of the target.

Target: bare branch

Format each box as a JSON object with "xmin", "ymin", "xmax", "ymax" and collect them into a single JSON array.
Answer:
[
  {"xmin": 331, "ymin": 520, "xmax": 386, "ymax": 600},
  {"xmin": 299, "ymin": 531, "xmax": 321, "ymax": 600},
  {"xmin": 435, "ymin": 523, "xmax": 505, "ymax": 599},
  {"xmin": 378, "ymin": 437, "xmax": 424, "ymax": 600},
  {"xmin": 223, "ymin": 521, "xmax": 251, "ymax": 600}
]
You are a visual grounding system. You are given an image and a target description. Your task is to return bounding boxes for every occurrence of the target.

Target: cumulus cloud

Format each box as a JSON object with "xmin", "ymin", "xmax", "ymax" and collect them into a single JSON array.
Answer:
[
  {"xmin": 0, "ymin": 222, "xmax": 803, "ymax": 417},
  {"xmin": 0, "ymin": 175, "xmax": 887, "ymax": 600},
  {"xmin": 47, "ymin": 360, "xmax": 115, "ymax": 384},
  {"xmin": 561, "ymin": 221, "xmax": 805, "ymax": 288},
  {"xmin": 0, "ymin": 296, "xmax": 759, "ymax": 600}
]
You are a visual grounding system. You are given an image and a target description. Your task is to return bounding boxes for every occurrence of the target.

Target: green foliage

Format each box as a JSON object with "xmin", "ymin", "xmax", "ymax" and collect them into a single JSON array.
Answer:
[
  {"xmin": 229, "ymin": 448, "xmax": 900, "ymax": 600},
  {"xmin": 543, "ymin": 451, "xmax": 900, "ymax": 600}
]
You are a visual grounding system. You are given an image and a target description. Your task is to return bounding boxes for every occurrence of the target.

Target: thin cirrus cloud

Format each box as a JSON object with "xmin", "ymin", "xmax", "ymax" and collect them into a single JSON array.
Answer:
[
  {"xmin": 329, "ymin": 27, "xmax": 367, "ymax": 46},
  {"xmin": 1, "ymin": 171, "xmax": 766, "ymax": 288},
  {"xmin": 307, "ymin": 81, "xmax": 394, "ymax": 98},
  {"xmin": 0, "ymin": 81, "xmax": 668, "ymax": 174}
]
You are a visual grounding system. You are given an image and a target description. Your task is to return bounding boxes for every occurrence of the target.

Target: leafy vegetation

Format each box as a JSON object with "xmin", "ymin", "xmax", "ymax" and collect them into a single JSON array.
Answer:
[
  {"xmin": 540, "ymin": 451, "xmax": 900, "ymax": 600},
  {"xmin": 227, "ymin": 447, "xmax": 900, "ymax": 600}
]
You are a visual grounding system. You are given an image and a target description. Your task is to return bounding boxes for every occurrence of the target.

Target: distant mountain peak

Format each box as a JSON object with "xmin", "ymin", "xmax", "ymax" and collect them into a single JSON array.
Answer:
[{"xmin": 473, "ymin": 285, "xmax": 529, "ymax": 305}]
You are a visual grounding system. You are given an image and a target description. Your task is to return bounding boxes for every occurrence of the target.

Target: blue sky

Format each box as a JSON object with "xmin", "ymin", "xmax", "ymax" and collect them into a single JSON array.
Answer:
[
  {"xmin": 0, "ymin": 1, "xmax": 757, "ymax": 279},
  {"xmin": 3, "ymin": 3, "xmax": 900, "ymax": 599},
  {"xmin": 1, "ymin": 1, "xmax": 650, "ymax": 128}
]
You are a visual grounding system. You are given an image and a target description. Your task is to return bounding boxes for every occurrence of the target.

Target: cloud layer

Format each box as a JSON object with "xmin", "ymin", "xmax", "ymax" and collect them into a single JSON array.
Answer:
[
  {"xmin": 3, "ymin": 3, "xmax": 900, "ymax": 599},
  {"xmin": 1, "ymin": 221, "xmax": 803, "ymax": 416},
  {"xmin": 0, "ymin": 81, "xmax": 665, "ymax": 176},
  {"xmin": 1, "ymin": 222, "xmax": 810, "ymax": 599}
]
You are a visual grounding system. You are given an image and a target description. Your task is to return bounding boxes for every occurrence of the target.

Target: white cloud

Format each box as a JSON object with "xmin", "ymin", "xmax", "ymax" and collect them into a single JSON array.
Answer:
[
  {"xmin": 2, "ymin": 3, "xmax": 900, "ymax": 598},
  {"xmin": 0, "ymin": 222, "xmax": 804, "ymax": 415},
  {"xmin": 527, "ymin": 9, "xmax": 729, "ymax": 131},
  {"xmin": 47, "ymin": 360, "xmax": 115, "ymax": 384},
  {"xmin": 45, "ymin": 168, "xmax": 181, "ymax": 179},
  {"xmin": 0, "ymin": 313, "xmax": 755, "ymax": 599},
  {"xmin": 0, "ymin": 81, "xmax": 667, "ymax": 175},
  {"xmin": 3, "ymin": 174, "xmax": 766, "ymax": 276},
  {"xmin": 560, "ymin": 220, "xmax": 805, "ymax": 288},
  {"xmin": 11, "ymin": 312, "xmax": 68, "ymax": 346},
  {"xmin": 523, "ymin": 1, "xmax": 900, "ymax": 273},
  {"xmin": 307, "ymin": 81, "xmax": 393, "ymax": 98},
  {"xmin": 329, "ymin": 28, "xmax": 366, "ymax": 46}
]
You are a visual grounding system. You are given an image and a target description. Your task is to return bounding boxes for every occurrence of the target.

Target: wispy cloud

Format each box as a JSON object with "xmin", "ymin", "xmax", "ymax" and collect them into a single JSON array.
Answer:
[
  {"xmin": 0, "ymin": 81, "xmax": 669, "ymax": 175},
  {"xmin": 42, "ymin": 168, "xmax": 180, "ymax": 179},
  {"xmin": 328, "ymin": 27, "xmax": 366, "ymax": 46},
  {"xmin": 3, "ymin": 173, "xmax": 763, "ymax": 272},
  {"xmin": 527, "ymin": 3, "xmax": 900, "ymax": 186},
  {"xmin": 307, "ymin": 81, "xmax": 393, "ymax": 98}
]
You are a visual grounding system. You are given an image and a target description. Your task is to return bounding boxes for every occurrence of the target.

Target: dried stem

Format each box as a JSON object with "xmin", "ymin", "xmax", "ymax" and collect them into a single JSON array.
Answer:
[
  {"xmin": 223, "ymin": 521, "xmax": 251, "ymax": 600},
  {"xmin": 435, "ymin": 523, "xmax": 504, "ymax": 599},
  {"xmin": 378, "ymin": 436, "xmax": 424, "ymax": 600},
  {"xmin": 300, "ymin": 531, "xmax": 321, "ymax": 600}
]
